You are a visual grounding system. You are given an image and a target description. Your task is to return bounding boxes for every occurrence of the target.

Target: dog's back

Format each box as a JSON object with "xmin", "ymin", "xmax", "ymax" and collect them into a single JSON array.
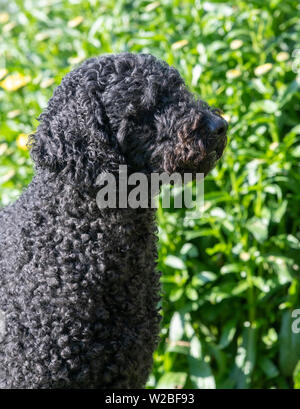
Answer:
[
  {"xmin": 0, "ymin": 53, "xmax": 227, "ymax": 388},
  {"xmin": 0, "ymin": 170, "xmax": 161, "ymax": 388}
]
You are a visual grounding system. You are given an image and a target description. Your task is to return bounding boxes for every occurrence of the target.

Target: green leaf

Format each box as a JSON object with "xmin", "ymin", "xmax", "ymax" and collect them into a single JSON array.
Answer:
[
  {"xmin": 156, "ymin": 372, "xmax": 187, "ymax": 389},
  {"xmin": 206, "ymin": 242, "xmax": 228, "ymax": 256},
  {"xmin": 192, "ymin": 271, "xmax": 217, "ymax": 285},
  {"xmin": 180, "ymin": 243, "xmax": 198, "ymax": 257},
  {"xmin": 250, "ymin": 100, "xmax": 279, "ymax": 114},
  {"xmin": 169, "ymin": 288, "xmax": 184, "ymax": 302},
  {"xmin": 268, "ymin": 256, "xmax": 293, "ymax": 285},
  {"xmin": 279, "ymin": 310, "xmax": 300, "ymax": 376},
  {"xmin": 272, "ymin": 200, "xmax": 288, "ymax": 223},
  {"xmin": 221, "ymin": 263, "xmax": 242, "ymax": 275},
  {"xmin": 186, "ymin": 286, "xmax": 198, "ymax": 301},
  {"xmin": 233, "ymin": 326, "xmax": 257, "ymax": 389},
  {"xmin": 165, "ymin": 255, "xmax": 186, "ymax": 270},
  {"xmin": 259, "ymin": 357, "xmax": 279, "ymax": 379},
  {"xmin": 169, "ymin": 312, "xmax": 184, "ymax": 342},
  {"xmin": 292, "ymin": 145, "xmax": 300, "ymax": 158},
  {"xmin": 232, "ymin": 280, "xmax": 249, "ymax": 296},
  {"xmin": 279, "ymin": 80, "xmax": 300, "ymax": 108},
  {"xmin": 188, "ymin": 356, "xmax": 216, "ymax": 389},
  {"xmin": 219, "ymin": 319, "xmax": 237, "ymax": 349},
  {"xmin": 190, "ymin": 335, "xmax": 202, "ymax": 359},
  {"xmin": 245, "ymin": 217, "xmax": 268, "ymax": 243},
  {"xmin": 293, "ymin": 361, "xmax": 300, "ymax": 389}
]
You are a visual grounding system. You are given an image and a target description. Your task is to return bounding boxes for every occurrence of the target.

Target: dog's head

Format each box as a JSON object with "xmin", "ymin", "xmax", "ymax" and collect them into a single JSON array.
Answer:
[{"xmin": 30, "ymin": 53, "xmax": 227, "ymax": 186}]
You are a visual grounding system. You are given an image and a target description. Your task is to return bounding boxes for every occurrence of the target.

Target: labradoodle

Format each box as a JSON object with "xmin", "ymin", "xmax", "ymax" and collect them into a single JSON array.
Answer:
[{"xmin": 0, "ymin": 53, "xmax": 227, "ymax": 388}]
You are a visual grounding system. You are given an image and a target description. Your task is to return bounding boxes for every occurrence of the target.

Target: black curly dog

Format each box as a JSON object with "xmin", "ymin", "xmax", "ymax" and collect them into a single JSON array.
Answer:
[{"xmin": 0, "ymin": 53, "xmax": 227, "ymax": 388}]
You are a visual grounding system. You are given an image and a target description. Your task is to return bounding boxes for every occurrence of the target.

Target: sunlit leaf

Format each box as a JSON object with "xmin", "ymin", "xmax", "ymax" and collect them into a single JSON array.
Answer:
[
  {"xmin": 254, "ymin": 63, "xmax": 273, "ymax": 76},
  {"xmin": 169, "ymin": 312, "xmax": 184, "ymax": 342},
  {"xmin": 0, "ymin": 73, "xmax": 31, "ymax": 91},
  {"xmin": 67, "ymin": 16, "xmax": 84, "ymax": 28},
  {"xmin": 156, "ymin": 372, "xmax": 187, "ymax": 389},
  {"xmin": 165, "ymin": 255, "xmax": 186, "ymax": 270},
  {"xmin": 226, "ymin": 68, "xmax": 242, "ymax": 79},
  {"xmin": 188, "ymin": 356, "xmax": 216, "ymax": 389},
  {"xmin": 171, "ymin": 40, "xmax": 188, "ymax": 50},
  {"xmin": 230, "ymin": 39, "xmax": 243, "ymax": 50},
  {"xmin": 16, "ymin": 133, "xmax": 29, "ymax": 151}
]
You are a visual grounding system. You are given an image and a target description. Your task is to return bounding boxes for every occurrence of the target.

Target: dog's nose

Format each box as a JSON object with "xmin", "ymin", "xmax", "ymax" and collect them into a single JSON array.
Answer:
[{"xmin": 208, "ymin": 115, "xmax": 228, "ymax": 139}]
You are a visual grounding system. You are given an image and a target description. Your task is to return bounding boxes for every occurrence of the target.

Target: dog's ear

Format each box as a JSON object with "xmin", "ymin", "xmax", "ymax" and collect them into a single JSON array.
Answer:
[
  {"xmin": 29, "ymin": 70, "xmax": 113, "ymax": 187},
  {"xmin": 115, "ymin": 118, "xmax": 130, "ymax": 154},
  {"xmin": 112, "ymin": 78, "xmax": 159, "ymax": 156}
]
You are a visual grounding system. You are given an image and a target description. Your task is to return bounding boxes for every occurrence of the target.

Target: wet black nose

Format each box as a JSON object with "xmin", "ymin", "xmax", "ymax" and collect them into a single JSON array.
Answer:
[{"xmin": 207, "ymin": 115, "xmax": 228, "ymax": 139}]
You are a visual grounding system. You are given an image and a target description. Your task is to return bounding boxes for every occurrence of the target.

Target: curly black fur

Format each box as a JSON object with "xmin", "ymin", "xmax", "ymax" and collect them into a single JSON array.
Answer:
[{"xmin": 0, "ymin": 53, "xmax": 227, "ymax": 388}]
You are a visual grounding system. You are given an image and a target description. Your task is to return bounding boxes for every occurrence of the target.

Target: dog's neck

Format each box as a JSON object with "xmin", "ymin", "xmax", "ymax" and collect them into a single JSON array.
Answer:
[{"xmin": 28, "ymin": 167, "xmax": 157, "ymax": 220}]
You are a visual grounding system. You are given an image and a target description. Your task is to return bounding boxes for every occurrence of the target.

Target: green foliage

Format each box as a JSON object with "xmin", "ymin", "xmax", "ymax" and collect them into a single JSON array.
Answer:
[
  {"xmin": 294, "ymin": 361, "xmax": 300, "ymax": 389},
  {"xmin": 0, "ymin": 0, "xmax": 300, "ymax": 389}
]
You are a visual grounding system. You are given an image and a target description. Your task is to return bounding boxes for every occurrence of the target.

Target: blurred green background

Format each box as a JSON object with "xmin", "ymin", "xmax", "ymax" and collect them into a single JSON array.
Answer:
[{"xmin": 0, "ymin": 0, "xmax": 300, "ymax": 389}]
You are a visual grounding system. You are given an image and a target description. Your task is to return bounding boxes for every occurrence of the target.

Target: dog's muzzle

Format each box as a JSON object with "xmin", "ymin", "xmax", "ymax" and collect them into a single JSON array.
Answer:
[{"xmin": 207, "ymin": 113, "xmax": 228, "ymax": 140}]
